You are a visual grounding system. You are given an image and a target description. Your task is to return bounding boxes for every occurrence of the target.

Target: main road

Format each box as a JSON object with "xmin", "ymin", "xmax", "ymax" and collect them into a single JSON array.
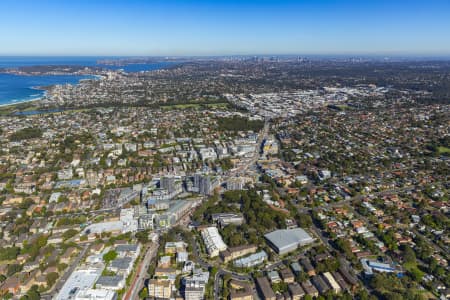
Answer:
[
  {"xmin": 41, "ymin": 244, "xmax": 90, "ymax": 300},
  {"xmin": 124, "ymin": 242, "xmax": 159, "ymax": 300},
  {"xmin": 226, "ymin": 120, "xmax": 270, "ymax": 177}
]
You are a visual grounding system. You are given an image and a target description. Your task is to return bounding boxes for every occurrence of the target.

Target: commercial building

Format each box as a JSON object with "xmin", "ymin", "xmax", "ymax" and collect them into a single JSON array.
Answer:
[
  {"xmin": 220, "ymin": 244, "xmax": 258, "ymax": 263},
  {"xmin": 183, "ymin": 269, "xmax": 209, "ymax": 300},
  {"xmin": 83, "ymin": 208, "xmax": 138, "ymax": 235},
  {"xmin": 160, "ymin": 176, "xmax": 182, "ymax": 194},
  {"xmin": 95, "ymin": 275, "xmax": 125, "ymax": 290},
  {"xmin": 115, "ymin": 244, "xmax": 140, "ymax": 260},
  {"xmin": 211, "ymin": 213, "xmax": 244, "ymax": 227},
  {"xmin": 56, "ymin": 267, "xmax": 103, "ymax": 300},
  {"xmin": 262, "ymin": 138, "xmax": 279, "ymax": 155},
  {"xmin": 193, "ymin": 174, "xmax": 220, "ymax": 195},
  {"xmin": 148, "ymin": 278, "xmax": 172, "ymax": 299},
  {"xmin": 165, "ymin": 241, "xmax": 187, "ymax": 254},
  {"xmin": 147, "ymin": 199, "xmax": 170, "ymax": 211},
  {"xmin": 108, "ymin": 257, "xmax": 133, "ymax": 276},
  {"xmin": 226, "ymin": 177, "xmax": 246, "ymax": 191},
  {"xmin": 184, "ymin": 280, "xmax": 206, "ymax": 300},
  {"xmin": 138, "ymin": 213, "xmax": 157, "ymax": 230},
  {"xmin": 361, "ymin": 259, "xmax": 403, "ymax": 277},
  {"xmin": 264, "ymin": 228, "xmax": 314, "ymax": 255},
  {"xmin": 177, "ymin": 251, "xmax": 189, "ymax": 263},
  {"xmin": 200, "ymin": 227, "xmax": 227, "ymax": 257},
  {"xmin": 74, "ymin": 288, "xmax": 117, "ymax": 300},
  {"xmin": 233, "ymin": 250, "xmax": 268, "ymax": 268}
]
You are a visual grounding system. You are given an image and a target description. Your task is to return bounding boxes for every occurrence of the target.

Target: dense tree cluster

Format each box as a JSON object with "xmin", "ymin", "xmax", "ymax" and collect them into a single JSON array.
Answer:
[
  {"xmin": 217, "ymin": 116, "xmax": 264, "ymax": 132},
  {"xmin": 9, "ymin": 127, "xmax": 43, "ymax": 141}
]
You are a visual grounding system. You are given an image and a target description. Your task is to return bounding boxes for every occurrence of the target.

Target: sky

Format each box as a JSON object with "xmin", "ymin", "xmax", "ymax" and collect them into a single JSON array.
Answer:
[{"xmin": 0, "ymin": 0, "xmax": 449, "ymax": 56}]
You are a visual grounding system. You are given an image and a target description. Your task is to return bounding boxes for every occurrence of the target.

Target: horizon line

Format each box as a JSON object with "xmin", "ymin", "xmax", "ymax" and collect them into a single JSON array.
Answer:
[{"xmin": 1, "ymin": 53, "xmax": 450, "ymax": 59}]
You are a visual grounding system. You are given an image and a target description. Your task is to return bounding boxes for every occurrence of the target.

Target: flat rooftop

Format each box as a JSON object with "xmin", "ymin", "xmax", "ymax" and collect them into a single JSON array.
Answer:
[
  {"xmin": 264, "ymin": 228, "xmax": 314, "ymax": 253},
  {"xmin": 56, "ymin": 267, "xmax": 103, "ymax": 300}
]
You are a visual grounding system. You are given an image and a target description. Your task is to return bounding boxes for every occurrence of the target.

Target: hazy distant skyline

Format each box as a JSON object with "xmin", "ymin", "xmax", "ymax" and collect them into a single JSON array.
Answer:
[{"xmin": 1, "ymin": 0, "xmax": 449, "ymax": 56}]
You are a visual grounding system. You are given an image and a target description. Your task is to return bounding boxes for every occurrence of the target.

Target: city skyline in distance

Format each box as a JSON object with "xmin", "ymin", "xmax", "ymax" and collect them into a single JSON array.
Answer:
[{"xmin": 0, "ymin": 0, "xmax": 450, "ymax": 56}]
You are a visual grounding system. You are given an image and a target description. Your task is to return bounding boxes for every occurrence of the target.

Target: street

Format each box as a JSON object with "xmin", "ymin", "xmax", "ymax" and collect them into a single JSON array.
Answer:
[
  {"xmin": 124, "ymin": 242, "xmax": 159, "ymax": 300},
  {"xmin": 41, "ymin": 244, "xmax": 90, "ymax": 300}
]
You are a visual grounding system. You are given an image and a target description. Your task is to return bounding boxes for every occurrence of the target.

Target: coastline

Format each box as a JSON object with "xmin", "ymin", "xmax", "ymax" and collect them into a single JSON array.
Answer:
[
  {"xmin": 0, "ymin": 74, "xmax": 99, "ymax": 109},
  {"xmin": 0, "ymin": 86, "xmax": 47, "ymax": 108},
  {"xmin": 0, "ymin": 96, "xmax": 43, "ymax": 108}
]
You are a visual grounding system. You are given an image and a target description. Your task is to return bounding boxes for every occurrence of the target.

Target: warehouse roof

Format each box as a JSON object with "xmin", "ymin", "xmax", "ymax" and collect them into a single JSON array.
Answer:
[{"xmin": 264, "ymin": 228, "xmax": 314, "ymax": 253}]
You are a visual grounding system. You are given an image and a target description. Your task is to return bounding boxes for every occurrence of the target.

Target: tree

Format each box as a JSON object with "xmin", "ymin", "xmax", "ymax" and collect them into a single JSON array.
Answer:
[
  {"xmin": 103, "ymin": 250, "xmax": 118, "ymax": 263},
  {"xmin": 402, "ymin": 245, "xmax": 416, "ymax": 264},
  {"xmin": 7, "ymin": 264, "xmax": 22, "ymax": 276},
  {"xmin": 9, "ymin": 128, "xmax": 43, "ymax": 141},
  {"xmin": 135, "ymin": 231, "xmax": 149, "ymax": 244},
  {"xmin": 26, "ymin": 285, "xmax": 40, "ymax": 300},
  {"xmin": 408, "ymin": 266, "xmax": 424, "ymax": 281},
  {"xmin": 62, "ymin": 229, "xmax": 79, "ymax": 240},
  {"xmin": 139, "ymin": 287, "xmax": 148, "ymax": 299},
  {"xmin": 0, "ymin": 246, "xmax": 20, "ymax": 260},
  {"xmin": 57, "ymin": 263, "xmax": 68, "ymax": 273},
  {"xmin": 296, "ymin": 213, "xmax": 313, "ymax": 228},
  {"xmin": 46, "ymin": 272, "xmax": 59, "ymax": 288}
]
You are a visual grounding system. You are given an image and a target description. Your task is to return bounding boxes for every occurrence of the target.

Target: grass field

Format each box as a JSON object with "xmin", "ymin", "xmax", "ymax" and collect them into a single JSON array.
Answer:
[
  {"xmin": 437, "ymin": 146, "xmax": 450, "ymax": 154},
  {"xmin": 161, "ymin": 102, "xmax": 229, "ymax": 110}
]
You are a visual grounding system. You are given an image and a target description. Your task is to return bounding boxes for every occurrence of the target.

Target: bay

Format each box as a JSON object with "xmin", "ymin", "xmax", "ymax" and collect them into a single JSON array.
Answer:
[{"xmin": 0, "ymin": 56, "xmax": 177, "ymax": 105}]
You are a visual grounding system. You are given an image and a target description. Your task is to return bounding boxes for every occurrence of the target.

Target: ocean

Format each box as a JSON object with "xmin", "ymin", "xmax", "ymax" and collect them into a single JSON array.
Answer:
[
  {"xmin": 0, "ymin": 56, "xmax": 176, "ymax": 106},
  {"xmin": 0, "ymin": 73, "xmax": 93, "ymax": 106}
]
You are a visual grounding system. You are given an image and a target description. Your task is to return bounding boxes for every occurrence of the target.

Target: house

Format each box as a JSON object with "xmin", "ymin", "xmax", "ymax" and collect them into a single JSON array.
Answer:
[
  {"xmin": 300, "ymin": 258, "xmax": 316, "ymax": 276},
  {"xmin": 115, "ymin": 244, "xmax": 140, "ymax": 260},
  {"xmin": 23, "ymin": 260, "xmax": 40, "ymax": 272},
  {"xmin": 229, "ymin": 280, "xmax": 253, "ymax": 300},
  {"xmin": 288, "ymin": 283, "xmax": 305, "ymax": 300},
  {"xmin": 47, "ymin": 232, "xmax": 65, "ymax": 244},
  {"xmin": 267, "ymin": 271, "xmax": 281, "ymax": 283},
  {"xmin": 0, "ymin": 276, "xmax": 21, "ymax": 295},
  {"xmin": 322, "ymin": 272, "xmax": 341, "ymax": 293},
  {"xmin": 256, "ymin": 277, "xmax": 276, "ymax": 300},
  {"xmin": 155, "ymin": 267, "xmax": 177, "ymax": 278},
  {"xmin": 108, "ymin": 257, "xmax": 133, "ymax": 276},
  {"xmin": 177, "ymin": 251, "xmax": 188, "ymax": 263},
  {"xmin": 17, "ymin": 253, "xmax": 30, "ymax": 264},
  {"xmin": 301, "ymin": 280, "xmax": 319, "ymax": 298},
  {"xmin": 332, "ymin": 271, "xmax": 350, "ymax": 291},
  {"xmin": 159, "ymin": 256, "xmax": 171, "ymax": 268},
  {"xmin": 90, "ymin": 243, "xmax": 105, "ymax": 254},
  {"xmin": 290, "ymin": 262, "xmax": 302, "ymax": 276},
  {"xmin": 311, "ymin": 275, "xmax": 330, "ymax": 295},
  {"xmin": 165, "ymin": 241, "xmax": 187, "ymax": 254},
  {"xmin": 279, "ymin": 268, "xmax": 295, "ymax": 283},
  {"xmin": 60, "ymin": 247, "xmax": 78, "ymax": 264}
]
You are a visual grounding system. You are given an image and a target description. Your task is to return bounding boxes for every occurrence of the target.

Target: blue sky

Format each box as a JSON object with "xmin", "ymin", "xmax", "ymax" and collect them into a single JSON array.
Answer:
[{"xmin": 0, "ymin": 0, "xmax": 449, "ymax": 56}]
